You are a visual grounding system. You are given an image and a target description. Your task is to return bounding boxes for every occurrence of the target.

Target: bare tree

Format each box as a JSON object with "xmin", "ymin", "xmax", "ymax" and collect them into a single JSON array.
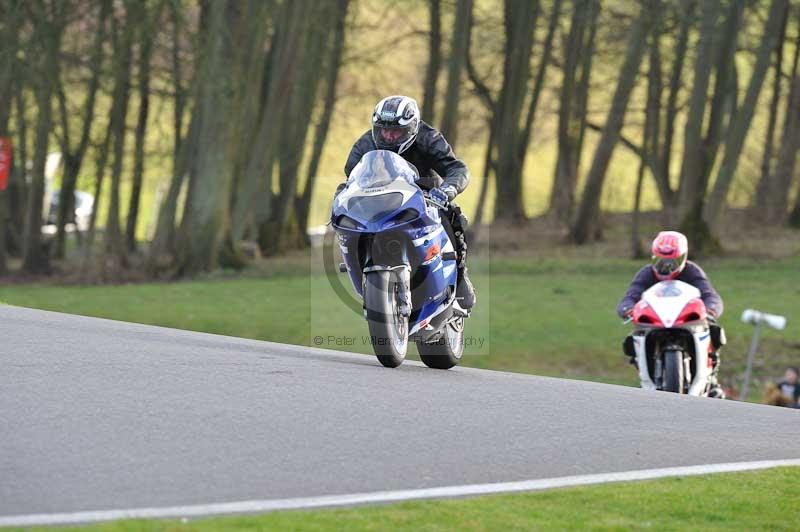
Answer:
[
  {"xmin": 230, "ymin": 1, "xmax": 304, "ymax": 243},
  {"xmin": 176, "ymin": 0, "xmax": 240, "ymax": 274},
  {"xmin": 0, "ymin": 0, "xmax": 24, "ymax": 274},
  {"xmin": 654, "ymin": 0, "xmax": 695, "ymax": 224},
  {"xmin": 633, "ymin": 14, "xmax": 665, "ymax": 259},
  {"xmin": 493, "ymin": 0, "xmax": 540, "ymax": 222},
  {"xmin": 550, "ymin": 0, "xmax": 596, "ymax": 224},
  {"xmin": 767, "ymin": 66, "xmax": 800, "ymax": 224},
  {"xmin": 570, "ymin": 0, "xmax": 658, "ymax": 244},
  {"xmin": 439, "ymin": 0, "xmax": 473, "ymax": 147},
  {"xmin": 789, "ymin": 176, "xmax": 800, "ymax": 227},
  {"xmin": 8, "ymin": 75, "xmax": 29, "ymax": 258},
  {"xmin": 471, "ymin": 0, "xmax": 560, "ymax": 226},
  {"xmin": 758, "ymin": 8, "xmax": 800, "ymax": 224},
  {"xmin": 704, "ymin": 0, "xmax": 788, "ymax": 228},
  {"xmin": 296, "ymin": 0, "xmax": 350, "ymax": 239},
  {"xmin": 54, "ymin": 0, "xmax": 110, "ymax": 259},
  {"xmin": 23, "ymin": 0, "xmax": 68, "ymax": 274},
  {"xmin": 81, "ymin": 127, "xmax": 112, "ymax": 269},
  {"xmin": 264, "ymin": 4, "xmax": 333, "ymax": 255},
  {"xmin": 672, "ymin": 0, "xmax": 720, "ymax": 251},
  {"xmin": 147, "ymin": 0, "xmax": 195, "ymax": 270},
  {"xmin": 104, "ymin": 2, "xmax": 136, "ymax": 268},
  {"xmin": 126, "ymin": 0, "xmax": 165, "ymax": 253},
  {"xmin": 754, "ymin": 1, "xmax": 790, "ymax": 217},
  {"xmin": 421, "ymin": 0, "xmax": 441, "ymax": 123}
]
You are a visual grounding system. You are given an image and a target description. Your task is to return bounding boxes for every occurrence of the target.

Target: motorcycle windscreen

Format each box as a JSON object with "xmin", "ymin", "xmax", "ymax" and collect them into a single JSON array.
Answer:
[
  {"xmin": 349, "ymin": 150, "xmax": 419, "ymax": 189},
  {"xmin": 346, "ymin": 193, "xmax": 404, "ymax": 222},
  {"xmin": 650, "ymin": 281, "xmax": 686, "ymax": 298}
]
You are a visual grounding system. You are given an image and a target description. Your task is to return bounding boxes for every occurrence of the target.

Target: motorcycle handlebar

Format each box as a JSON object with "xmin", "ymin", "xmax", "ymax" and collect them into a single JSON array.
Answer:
[{"xmin": 423, "ymin": 191, "xmax": 449, "ymax": 209}]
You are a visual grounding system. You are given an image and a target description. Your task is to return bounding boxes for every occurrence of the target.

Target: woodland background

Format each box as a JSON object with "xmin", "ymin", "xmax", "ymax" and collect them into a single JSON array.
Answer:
[{"xmin": 0, "ymin": 0, "xmax": 799, "ymax": 280}]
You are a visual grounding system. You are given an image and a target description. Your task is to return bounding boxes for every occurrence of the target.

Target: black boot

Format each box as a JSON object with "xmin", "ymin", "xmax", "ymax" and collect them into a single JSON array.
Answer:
[
  {"xmin": 456, "ymin": 267, "xmax": 475, "ymax": 309},
  {"xmin": 707, "ymin": 351, "xmax": 725, "ymax": 399}
]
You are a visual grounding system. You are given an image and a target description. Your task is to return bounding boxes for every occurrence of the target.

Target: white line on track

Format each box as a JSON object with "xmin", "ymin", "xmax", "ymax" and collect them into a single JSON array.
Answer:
[{"xmin": 3, "ymin": 459, "xmax": 799, "ymax": 527}]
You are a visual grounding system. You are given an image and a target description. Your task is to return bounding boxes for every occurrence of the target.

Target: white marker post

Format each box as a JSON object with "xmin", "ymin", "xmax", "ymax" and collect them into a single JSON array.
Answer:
[{"xmin": 740, "ymin": 309, "xmax": 787, "ymax": 401}]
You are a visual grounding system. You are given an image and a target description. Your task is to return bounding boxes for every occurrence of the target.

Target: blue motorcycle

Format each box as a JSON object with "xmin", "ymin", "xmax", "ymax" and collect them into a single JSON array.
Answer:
[{"xmin": 331, "ymin": 150, "xmax": 467, "ymax": 369}]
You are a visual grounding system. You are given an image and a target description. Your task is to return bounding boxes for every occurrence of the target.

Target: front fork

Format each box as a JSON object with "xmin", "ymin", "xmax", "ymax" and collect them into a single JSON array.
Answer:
[
  {"xmin": 633, "ymin": 333, "xmax": 657, "ymax": 391},
  {"xmin": 634, "ymin": 331, "xmax": 710, "ymax": 395},
  {"xmin": 362, "ymin": 265, "xmax": 411, "ymax": 317}
]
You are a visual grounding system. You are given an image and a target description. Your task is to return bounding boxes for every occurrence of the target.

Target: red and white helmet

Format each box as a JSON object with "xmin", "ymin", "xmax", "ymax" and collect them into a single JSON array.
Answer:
[{"xmin": 651, "ymin": 231, "xmax": 688, "ymax": 281}]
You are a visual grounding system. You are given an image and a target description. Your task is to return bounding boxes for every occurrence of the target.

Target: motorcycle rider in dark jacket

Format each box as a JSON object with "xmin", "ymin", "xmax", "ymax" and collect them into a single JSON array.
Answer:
[{"xmin": 336, "ymin": 95, "xmax": 475, "ymax": 309}]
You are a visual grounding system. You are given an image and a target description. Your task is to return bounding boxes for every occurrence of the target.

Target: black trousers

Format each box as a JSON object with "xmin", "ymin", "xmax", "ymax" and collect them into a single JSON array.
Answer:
[{"xmin": 439, "ymin": 202, "xmax": 468, "ymax": 269}]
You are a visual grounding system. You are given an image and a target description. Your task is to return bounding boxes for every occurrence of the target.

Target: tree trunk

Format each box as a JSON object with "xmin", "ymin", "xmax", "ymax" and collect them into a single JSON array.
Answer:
[
  {"xmin": 631, "ymin": 158, "xmax": 646, "ymax": 259},
  {"xmin": 493, "ymin": 0, "xmax": 539, "ymax": 223},
  {"xmin": 657, "ymin": 0, "xmax": 694, "ymax": 223},
  {"xmin": 23, "ymin": 81, "xmax": 53, "ymax": 274},
  {"xmin": 104, "ymin": 5, "xmax": 135, "ymax": 268},
  {"xmin": 676, "ymin": 0, "xmax": 719, "ymax": 217},
  {"xmin": 704, "ymin": 0, "xmax": 788, "ymax": 228},
  {"xmin": 768, "ymin": 74, "xmax": 800, "ymax": 224},
  {"xmin": 82, "ymin": 127, "xmax": 112, "ymax": 267},
  {"xmin": 421, "ymin": 0, "xmax": 441, "ymax": 123},
  {"xmin": 464, "ymin": 5, "xmax": 497, "ymax": 228},
  {"xmin": 22, "ymin": 2, "xmax": 66, "ymax": 274},
  {"xmin": 754, "ymin": 1, "xmax": 789, "ymax": 216},
  {"xmin": 633, "ymin": 22, "xmax": 663, "ymax": 259},
  {"xmin": 54, "ymin": 0, "xmax": 110, "ymax": 260},
  {"xmin": 761, "ymin": 12, "xmax": 800, "ymax": 224},
  {"xmin": 171, "ymin": 0, "xmax": 187, "ymax": 183},
  {"xmin": 230, "ymin": 0, "xmax": 303, "ymax": 242},
  {"xmin": 296, "ymin": 0, "xmax": 349, "ymax": 239},
  {"xmin": 570, "ymin": 1, "xmax": 656, "ymax": 244},
  {"xmin": 176, "ymin": 0, "xmax": 240, "ymax": 274},
  {"xmin": 788, "ymin": 186, "xmax": 800, "ymax": 228},
  {"xmin": 147, "ymin": 111, "xmax": 196, "ymax": 272},
  {"xmin": 674, "ymin": 0, "xmax": 720, "ymax": 253},
  {"xmin": 571, "ymin": 0, "xmax": 599, "ymax": 193},
  {"xmin": 264, "ymin": 2, "xmax": 330, "ymax": 255},
  {"xmin": 126, "ymin": 1, "xmax": 161, "ymax": 253},
  {"xmin": 699, "ymin": 0, "xmax": 744, "ymax": 187},
  {"xmin": 0, "ymin": 0, "xmax": 23, "ymax": 273},
  {"xmin": 550, "ymin": 0, "xmax": 592, "ymax": 223},
  {"xmin": 472, "ymin": 121, "xmax": 496, "ymax": 230},
  {"xmin": 8, "ymin": 76, "xmax": 29, "ymax": 257},
  {"xmin": 439, "ymin": 0, "xmax": 473, "ymax": 147},
  {"xmin": 519, "ymin": 0, "xmax": 562, "ymax": 164},
  {"xmin": 147, "ymin": 1, "xmax": 192, "ymax": 270}
]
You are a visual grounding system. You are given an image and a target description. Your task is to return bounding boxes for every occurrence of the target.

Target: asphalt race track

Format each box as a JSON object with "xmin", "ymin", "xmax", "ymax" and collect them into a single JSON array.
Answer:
[{"xmin": 2, "ymin": 305, "xmax": 799, "ymax": 525}]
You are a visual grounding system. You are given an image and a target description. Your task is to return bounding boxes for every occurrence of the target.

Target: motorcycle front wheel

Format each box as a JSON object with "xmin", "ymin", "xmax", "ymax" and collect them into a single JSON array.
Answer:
[
  {"xmin": 364, "ymin": 271, "xmax": 409, "ymax": 368},
  {"xmin": 663, "ymin": 349, "xmax": 685, "ymax": 394}
]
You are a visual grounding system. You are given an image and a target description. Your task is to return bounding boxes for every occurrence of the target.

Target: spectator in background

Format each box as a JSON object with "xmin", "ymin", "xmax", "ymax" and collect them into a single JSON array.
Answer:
[
  {"xmin": 764, "ymin": 367, "xmax": 800, "ymax": 408},
  {"xmin": 777, "ymin": 367, "xmax": 800, "ymax": 408},
  {"xmin": 766, "ymin": 367, "xmax": 800, "ymax": 407}
]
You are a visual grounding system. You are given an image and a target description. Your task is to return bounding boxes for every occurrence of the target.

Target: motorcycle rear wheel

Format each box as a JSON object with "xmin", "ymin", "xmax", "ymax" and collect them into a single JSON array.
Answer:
[
  {"xmin": 663, "ymin": 349, "xmax": 685, "ymax": 394},
  {"xmin": 365, "ymin": 271, "xmax": 408, "ymax": 368},
  {"xmin": 416, "ymin": 317, "xmax": 464, "ymax": 370}
]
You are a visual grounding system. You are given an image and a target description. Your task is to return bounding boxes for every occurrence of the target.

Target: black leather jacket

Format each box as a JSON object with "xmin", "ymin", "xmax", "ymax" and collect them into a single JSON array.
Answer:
[{"xmin": 343, "ymin": 121, "xmax": 469, "ymax": 194}]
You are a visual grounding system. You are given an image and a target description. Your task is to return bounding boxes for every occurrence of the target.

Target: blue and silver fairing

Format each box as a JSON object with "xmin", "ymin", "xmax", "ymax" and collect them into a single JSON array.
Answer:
[{"xmin": 331, "ymin": 150, "xmax": 458, "ymax": 336}]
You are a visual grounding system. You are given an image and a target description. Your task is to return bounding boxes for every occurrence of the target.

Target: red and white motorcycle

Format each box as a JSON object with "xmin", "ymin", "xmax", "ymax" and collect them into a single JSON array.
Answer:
[{"xmin": 623, "ymin": 280, "xmax": 725, "ymax": 396}]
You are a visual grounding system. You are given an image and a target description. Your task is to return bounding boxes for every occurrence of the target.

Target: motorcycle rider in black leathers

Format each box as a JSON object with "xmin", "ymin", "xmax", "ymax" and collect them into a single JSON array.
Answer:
[{"xmin": 336, "ymin": 95, "xmax": 475, "ymax": 310}]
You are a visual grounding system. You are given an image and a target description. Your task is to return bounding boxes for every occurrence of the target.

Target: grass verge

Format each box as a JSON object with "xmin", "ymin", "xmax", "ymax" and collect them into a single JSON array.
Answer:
[
  {"xmin": 1, "ymin": 255, "xmax": 798, "ymax": 390},
  {"xmin": 11, "ymin": 467, "xmax": 800, "ymax": 531}
]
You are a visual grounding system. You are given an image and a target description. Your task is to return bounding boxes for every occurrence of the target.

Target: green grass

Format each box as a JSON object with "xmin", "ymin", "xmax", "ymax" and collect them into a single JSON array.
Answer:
[
  {"xmin": 1, "ymin": 255, "xmax": 798, "ymax": 389},
  {"xmin": 13, "ymin": 467, "xmax": 800, "ymax": 531}
]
